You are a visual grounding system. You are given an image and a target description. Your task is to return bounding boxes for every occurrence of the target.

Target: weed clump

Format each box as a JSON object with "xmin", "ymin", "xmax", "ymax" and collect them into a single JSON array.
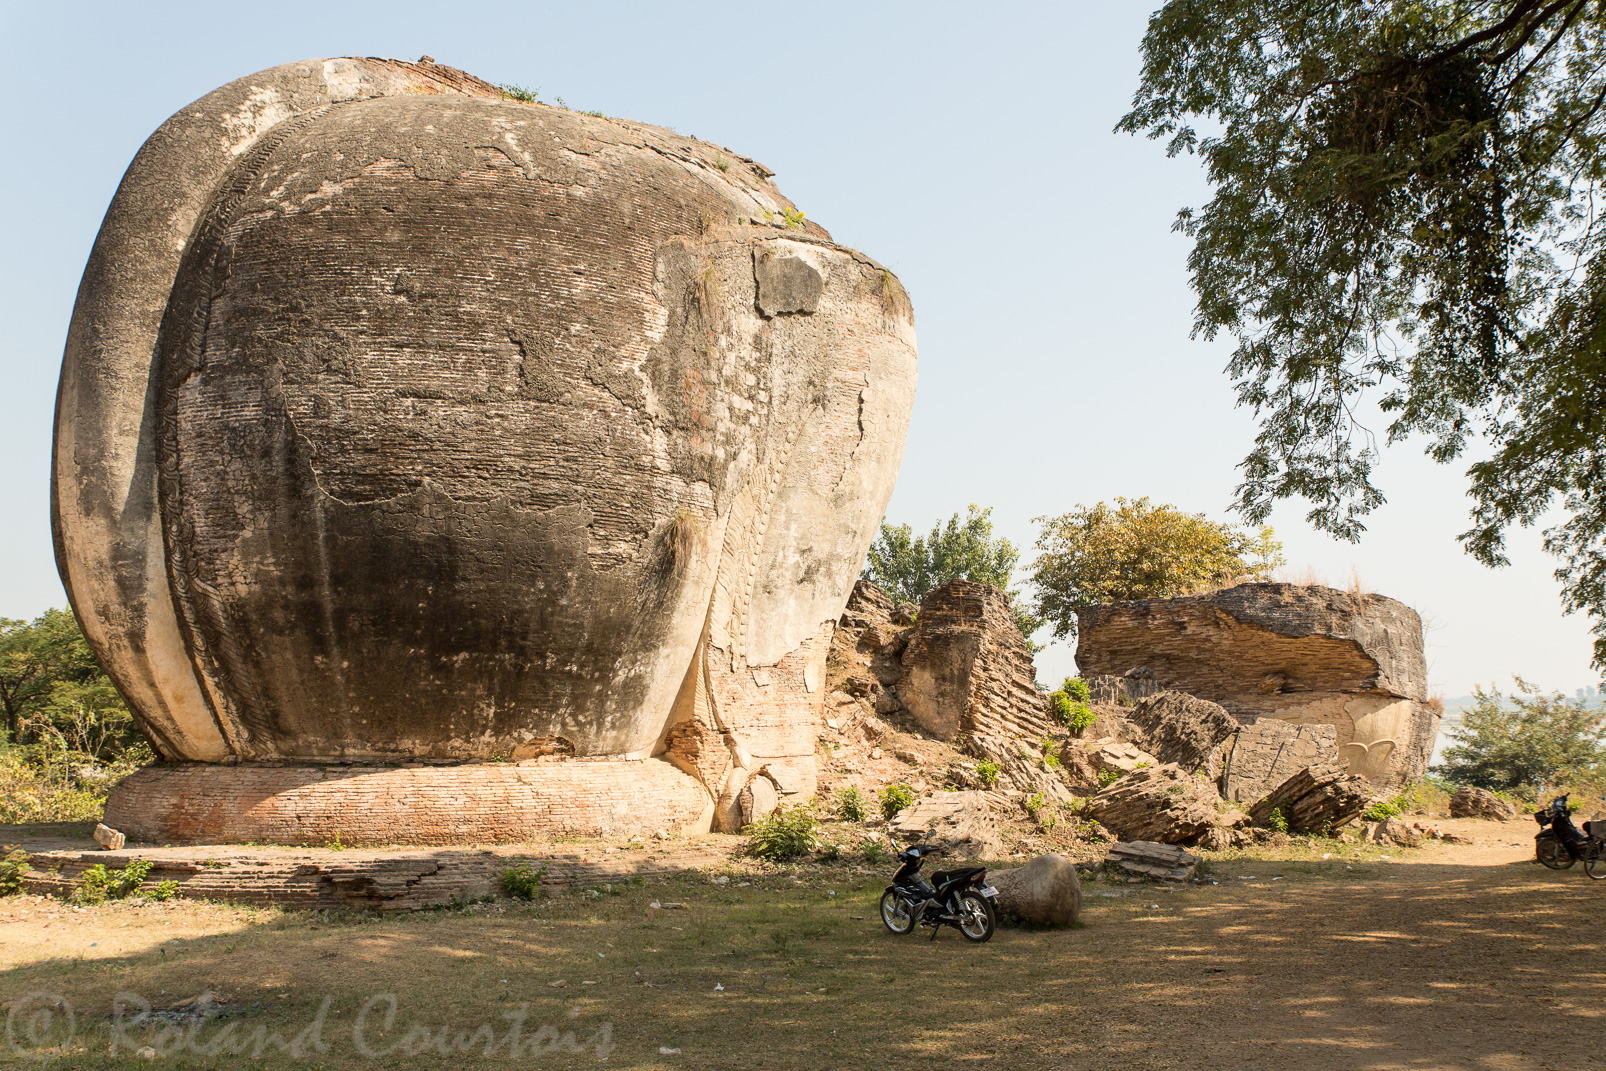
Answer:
[
  {"xmin": 1362, "ymin": 799, "xmax": 1402, "ymax": 822},
  {"xmin": 976, "ymin": 758, "xmax": 1000, "ymax": 788},
  {"xmin": 502, "ymin": 862, "xmax": 547, "ymax": 900},
  {"xmin": 746, "ymin": 805, "xmax": 817, "ymax": 862},
  {"xmin": 833, "ymin": 786, "xmax": 867, "ymax": 823},
  {"xmin": 879, "ymin": 783, "xmax": 915, "ymax": 820},
  {"xmin": 0, "ymin": 847, "xmax": 29, "ymax": 896},
  {"xmin": 73, "ymin": 859, "xmax": 151, "ymax": 905},
  {"xmin": 499, "ymin": 84, "xmax": 540, "ymax": 103}
]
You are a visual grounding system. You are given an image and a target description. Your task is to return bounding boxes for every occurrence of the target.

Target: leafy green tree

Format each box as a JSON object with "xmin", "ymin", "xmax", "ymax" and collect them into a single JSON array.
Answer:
[
  {"xmin": 862, "ymin": 505, "xmax": 1043, "ymax": 641},
  {"xmin": 0, "ymin": 609, "xmax": 139, "ymax": 760},
  {"xmin": 1030, "ymin": 497, "xmax": 1284, "ymax": 639},
  {"xmin": 1436, "ymin": 678, "xmax": 1606, "ymax": 793},
  {"xmin": 1120, "ymin": 2, "xmax": 1606, "ymax": 672}
]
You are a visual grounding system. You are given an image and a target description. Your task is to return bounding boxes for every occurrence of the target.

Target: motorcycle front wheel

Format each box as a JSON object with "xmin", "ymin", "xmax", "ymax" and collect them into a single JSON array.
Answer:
[
  {"xmin": 880, "ymin": 889, "xmax": 916, "ymax": 935},
  {"xmin": 1585, "ymin": 839, "xmax": 1606, "ymax": 881},
  {"xmin": 1537, "ymin": 831, "xmax": 1576, "ymax": 870},
  {"xmin": 955, "ymin": 890, "xmax": 995, "ymax": 943}
]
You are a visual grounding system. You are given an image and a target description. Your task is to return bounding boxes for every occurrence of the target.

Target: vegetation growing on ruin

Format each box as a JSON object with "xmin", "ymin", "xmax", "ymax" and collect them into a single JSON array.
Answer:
[
  {"xmin": 1029, "ymin": 497, "xmax": 1284, "ymax": 637},
  {"xmin": 497, "ymin": 83, "xmax": 539, "ymax": 103},
  {"xmin": 502, "ymin": 862, "xmax": 548, "ymax": 900},
  {"xmin": 1050, "ymin": 677, "xmax": 1095, "ymax": 734},
  {"xmin": 832, "ymin": 786, "xmax": 867, "ymax": 823},
  {"xmin": 878, "ymin": 783, "xmax": 915, "ymax": 820}
]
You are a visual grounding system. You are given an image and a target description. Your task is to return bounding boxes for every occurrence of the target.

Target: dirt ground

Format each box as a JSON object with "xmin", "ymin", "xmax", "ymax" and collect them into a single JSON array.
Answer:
[{"xmin": 2, "ymin": 816, "xmax": 1602, "ymax": 1071}]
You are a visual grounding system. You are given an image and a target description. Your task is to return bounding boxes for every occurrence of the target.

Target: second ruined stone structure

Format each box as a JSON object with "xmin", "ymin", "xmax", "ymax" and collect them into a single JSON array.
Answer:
[
  {"xmin": 55, "ymin": 58, "xmax": 917, "ymax": 845},
  {"xmin": 898, "ymin": 580, "xmax": 1060, "ymax": 744},
  {"xmin": 1076, "ymin": 584, "xmax": 1439, "ymax": 789}
]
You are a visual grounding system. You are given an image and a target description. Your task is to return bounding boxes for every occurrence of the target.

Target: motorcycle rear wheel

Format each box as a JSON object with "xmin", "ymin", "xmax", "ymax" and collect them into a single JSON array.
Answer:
[
  {"xmin": 880, "ymin": 889, "xmax": 916, "ymax": 934},
  {"xmin": 956, "ymin": 890, "xmax": 995, "ymax": 943},
  {"xmin": 1537, "ymin": 831, "xmax": 1576, "ymax": 870},
  {"xmin": 1585, "ymin": 839, "xmax": 1606, "ymax": 881}
]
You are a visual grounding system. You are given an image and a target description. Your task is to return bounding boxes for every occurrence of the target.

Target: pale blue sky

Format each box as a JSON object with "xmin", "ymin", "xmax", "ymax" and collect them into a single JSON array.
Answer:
[{"xmin": 1, "ymin": 0, "xmax": 1595, "ymax": 697}]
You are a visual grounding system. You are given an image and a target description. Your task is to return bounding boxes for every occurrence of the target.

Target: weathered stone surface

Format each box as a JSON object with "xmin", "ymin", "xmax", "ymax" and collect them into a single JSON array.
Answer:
[
  {"xmin": 1363, "ymin": 816, "xmax": 1423, "ymax": 847},
  {"xmin": 1127, "ymin": 691, "xmax": 1240, "ymax": 774},
  {"xmin": 898, "ymin": 581, "xmax": 1058, "ymax": 743},
  {"xmin": 1105, "ymin": 840, "xmax": 1201, "ymax": 882},
  {"xmin": 840, "ymin": 580, "xmax": 894, "ymax": 630},
  {"xmin": 1248, "ymin": 764, "xmax": 1369, "ymax": 833},
  {"xmin": 105, "ymin": 762, "xmax": 718, "ymax": 845},
  {"xmin": 889, "ymin": 791, "xmax": 1004, "ymax": 859},
  {"xmin": 1089, "ymin": 739, "xmax": 1158, "ymax": 775},
  {"xmin": 1219, "ymin": 720, "xmax": 1340, "ymax": 804},
  {"xmin": 988, "ymin": 853, "xmax": 1081, "ymax": 924},
  {"xmin": 1196, "ymin": 826, "xmax": 1254, "ymax": 851},
  {"xmin": 1056, "ymin": 740, "xmax": 1103, "ymax": 793},
  {"xmin": 1090, "ymin": 764, "xmax": 1218, "ymax": 844},
  {"xmin": 1449, "ymin": 786, "xmax": 1519, "ymax": 821},
  {"xmin": 891, "ymin": 602, "xmax": 919, "ymax": 626},
  {"xmin": 739, "ymin": 775, "xmax": 779, "ymax": 826},
  {"xmin": 56, "ymin": 59, "xmax": 918, "ymax": 843},
  {"xmin": 1085, "ymin": 673, "xmax": 1164, "ymax": 707},
  {"xmin": 93, "ymin": 823, "xmax": 125, "ymax": 851},
  {"xmin": 966, "ymin": 734, "xmax": 1077, "ymax": 802},
  {"xmin": 20, "ymin": 841, "xmax": 715, "ymax": 912},
  {"xmin": 1076, "ymin": 584, "xmax": 1439, "ymax": 788}
]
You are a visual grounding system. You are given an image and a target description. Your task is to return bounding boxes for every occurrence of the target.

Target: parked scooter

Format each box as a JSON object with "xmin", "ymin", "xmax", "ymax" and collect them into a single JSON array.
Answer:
[
  {"xmin": 1534, "ymin": 794, "xmax": 1606, "ymax": 879},
  {"xmin": 879, "ymin": 836, "xmax": 999, "ymax": 942}
]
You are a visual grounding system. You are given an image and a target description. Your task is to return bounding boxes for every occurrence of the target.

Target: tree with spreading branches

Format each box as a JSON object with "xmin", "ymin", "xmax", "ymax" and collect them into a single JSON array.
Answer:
[{"xmin": 1121, "ymin": 1, "xmax": 1606, "ymax": 673}]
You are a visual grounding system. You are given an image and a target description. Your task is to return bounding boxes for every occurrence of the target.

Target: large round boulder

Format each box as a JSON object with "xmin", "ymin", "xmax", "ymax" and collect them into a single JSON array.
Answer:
[
  {"xmin": 57, "ymin": 58, "xmax": 916, "ymax": 843},
  {"xmin": 988, "ymin": 853, "xmax": 1082, "ymax": 926}
]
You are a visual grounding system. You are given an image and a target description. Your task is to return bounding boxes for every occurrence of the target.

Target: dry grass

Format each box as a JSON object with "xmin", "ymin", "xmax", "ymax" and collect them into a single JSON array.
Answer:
[{"xmin": 2, "ymin": 827, "xmax": 1599, "ymax": 1070}]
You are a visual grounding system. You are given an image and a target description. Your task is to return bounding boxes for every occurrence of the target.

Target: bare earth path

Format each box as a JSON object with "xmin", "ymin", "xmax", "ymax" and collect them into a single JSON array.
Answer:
[{"xmin": 1, "ymin": 818, "xmax": 1601, "ymax": 1070}]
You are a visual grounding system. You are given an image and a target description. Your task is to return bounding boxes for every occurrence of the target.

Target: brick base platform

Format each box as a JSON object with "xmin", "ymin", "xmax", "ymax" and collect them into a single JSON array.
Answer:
[{"xmin": 103, "ymin": 759, "xmax": 715, "ymax": 847}]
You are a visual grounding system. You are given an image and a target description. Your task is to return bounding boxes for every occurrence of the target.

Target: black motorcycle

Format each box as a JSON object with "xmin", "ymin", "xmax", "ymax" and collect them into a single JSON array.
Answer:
[
  {"xmin": 1534, "ymin": 794, "xmax": 1606, "ymax": 879},
  {"xmin": 879, "ymin": 837, "xmax": 998, "ymax": 942}
]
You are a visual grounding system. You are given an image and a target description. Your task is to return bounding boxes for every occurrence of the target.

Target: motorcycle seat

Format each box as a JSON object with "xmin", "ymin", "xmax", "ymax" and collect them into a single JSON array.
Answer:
[{"xmin": 930, "ymin": 866, "xmax": 986, "ymax": 888}]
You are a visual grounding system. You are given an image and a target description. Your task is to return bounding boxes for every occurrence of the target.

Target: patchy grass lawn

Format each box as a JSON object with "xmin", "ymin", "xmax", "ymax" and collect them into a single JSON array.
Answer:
[{"xmin": 2, "ymin": 825, "xmax": 1602, "ymax": 1070}]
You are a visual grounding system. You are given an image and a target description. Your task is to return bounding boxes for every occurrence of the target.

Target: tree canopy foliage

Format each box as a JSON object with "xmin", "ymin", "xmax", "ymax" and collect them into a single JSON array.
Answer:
[
  {"xmin": 1121, "ymin": 1, "xmax": 1606, "ymax": 671},
  {"xmin": 862, "ymin": 505, "xmax": 1043, "ymax": 641},
  {"xmin": 1436, "ymin": 677, "xmax": 1606, "ymax": 792},
  {"xmin": 1029, "ymin": 497, "xmax": 1284, "ymax": 639}
]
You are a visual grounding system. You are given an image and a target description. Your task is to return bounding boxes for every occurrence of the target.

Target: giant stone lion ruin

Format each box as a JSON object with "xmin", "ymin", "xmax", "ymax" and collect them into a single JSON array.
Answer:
[{"xmin": 53, "ymin": 58, "xmax": 917, "ymax": 845}]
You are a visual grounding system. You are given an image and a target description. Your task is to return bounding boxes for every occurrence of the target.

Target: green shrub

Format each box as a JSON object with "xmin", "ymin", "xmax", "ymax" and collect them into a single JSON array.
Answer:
[
  {"xmin": 0, "ymin": 847, "xmax": 29, "ymax": 896},
  {"xmin": 879, "ymin": 783, "xmax": 915, "ymax": 819},
  {"xmin": 1435, "ymin": 679, "xmax": 1606, "ymax": 794},
  {"xmin": 150, "ymin": 880, "xmax": 179, "ymax": 903},
  {"xmin": 976, "ymin": 758, "xmax": 1000, "ymax": 788},
  {"xmin": 1097, "ymin": 768, "xmax": 1122, "ymax": 787},
  {"xmin": 745, "ymin": 805, "xmax": 817, "ymax": 862},
  {"xmin": 1362, "ymin": 799, "xmax": 1402, "ymax": 822},
  {"xmin": 1268, "ymin": 806, "xmax": 1289, "ymax": 834},
  {"xmin": 502, "ymin": 862, "xmax": 547, "ymax": 900},
  {"xmin": 1039, "ymin": 738, "xmax": 1062, "ymax": 769},
  {"xmin": 73, "ymin": 858, "xmax": 151, "ymax": 905},
  {"xmin": 1024, "ymin": 792, "xmax": 1057, "ymax": 829},
  {"xmin": 833, "ymin": 786, "xmax": 867, "ymax": 823},
  {"xmin": 1049, "ymin": 678, "xmax": 1096, "ymax": 734}
]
